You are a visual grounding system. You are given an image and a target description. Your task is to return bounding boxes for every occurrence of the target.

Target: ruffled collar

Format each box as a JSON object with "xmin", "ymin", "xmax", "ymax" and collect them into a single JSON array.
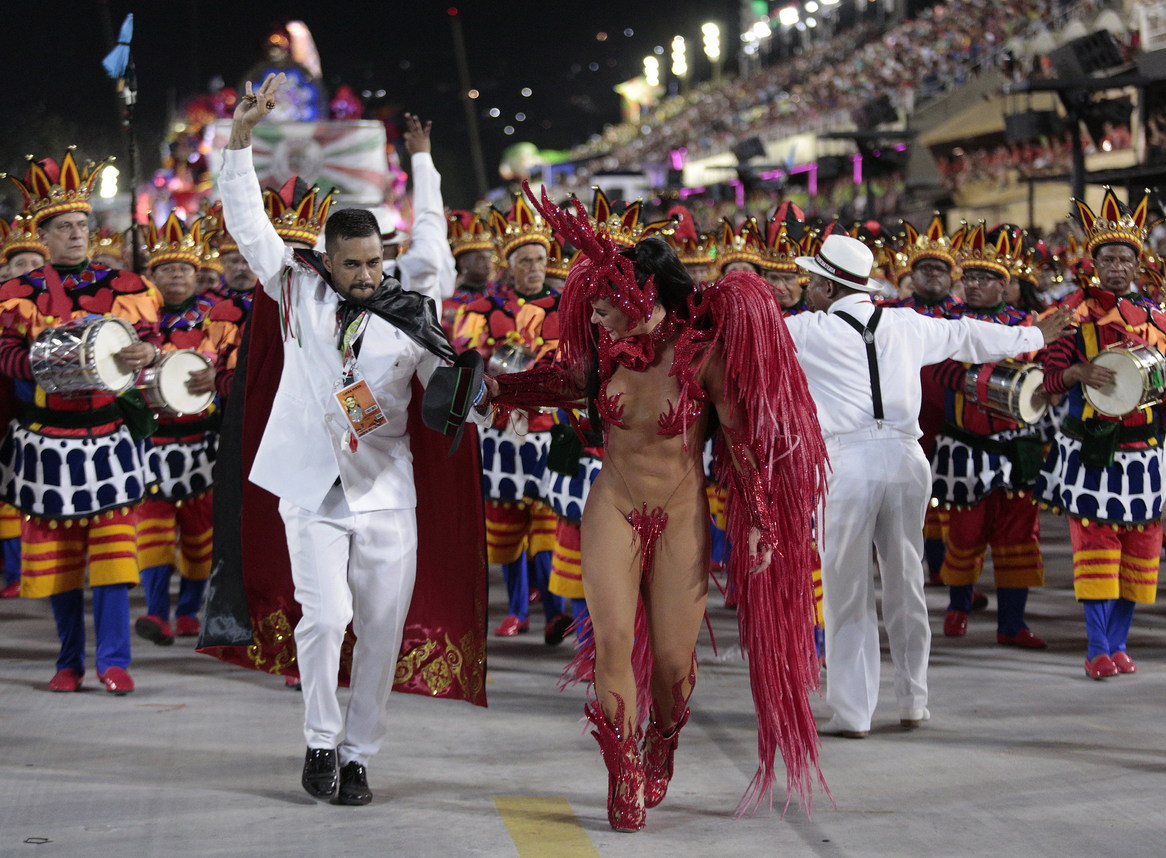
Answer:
[{"xmin": 603, "ymin": 312, "xmax": 679, "ymax": 372}]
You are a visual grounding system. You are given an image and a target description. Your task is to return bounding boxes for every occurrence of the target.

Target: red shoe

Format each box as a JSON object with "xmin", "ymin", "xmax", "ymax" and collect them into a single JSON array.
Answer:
[
  {"xmin": 284, "ymin": 673, "xmax": 302, "ymax": 691},
  {"xmin": 970, "ymin": 589, "xmax": 989, "ymax": 611},
  {"xmin": 492, "ymin": 615, "xmax": 530, "ymax": 637},
  {"xmin": 174, "ymin": 616, "xmax": 201, "ymax": 637},
  {"xmin": 48, "ymin": 668, "xmax": 83, "ymax": 692},
  {"xmin": 1111, "ymin": 651, "xmax": 1137, "ymax": 674},
  {"xmin": 0, "ymin": 580, "xmax": 20, "ymax": 599},
  {"xmin": 1084, "ymin": 654, "xmax": 1119, "ymax": 680},
  {"xmin": 943, "ymin": 609, "xmax": 968, "ymax": 637},
  {"xmin": 97, "ymin": 666, "xmax": 134, "ymax": 695},
  {"xmin": 135, "ymin": 615, "xmax": 175, "ymax": 646},
  {"xmin": 997, "ymin": 629, "xmax": 1048, "ymax": 649}
]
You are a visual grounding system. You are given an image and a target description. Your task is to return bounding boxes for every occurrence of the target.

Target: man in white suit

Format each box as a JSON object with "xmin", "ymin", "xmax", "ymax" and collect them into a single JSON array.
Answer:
[{"xmin": 220, "ymin": 73, "xmax": 480, "ymax": 805}]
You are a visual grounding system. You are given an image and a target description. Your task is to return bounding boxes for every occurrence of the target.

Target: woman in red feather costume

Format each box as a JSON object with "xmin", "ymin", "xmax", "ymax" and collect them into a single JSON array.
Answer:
[{"xmin": 484, "ymin": 186, "xmax": 829, "ymax": 831}]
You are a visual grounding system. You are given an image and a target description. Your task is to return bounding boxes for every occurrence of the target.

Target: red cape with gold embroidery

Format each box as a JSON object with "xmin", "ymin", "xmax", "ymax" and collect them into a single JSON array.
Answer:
[{"xmin": 198, "ymin": 288, "xmax": 488, "ymax": 706}]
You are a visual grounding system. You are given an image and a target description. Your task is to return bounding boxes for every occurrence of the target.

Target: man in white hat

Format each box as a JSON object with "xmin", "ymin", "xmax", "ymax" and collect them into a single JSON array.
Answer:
[{"xmin": 782, "ymin": 234, "xmax": 1073, "ymax": 738}]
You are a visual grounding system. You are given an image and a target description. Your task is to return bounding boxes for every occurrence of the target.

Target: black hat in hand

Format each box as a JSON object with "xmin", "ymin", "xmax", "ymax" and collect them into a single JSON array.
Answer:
[{"xmin": 422, "ymin": 350, "xmax": 484, "ymax": 455}]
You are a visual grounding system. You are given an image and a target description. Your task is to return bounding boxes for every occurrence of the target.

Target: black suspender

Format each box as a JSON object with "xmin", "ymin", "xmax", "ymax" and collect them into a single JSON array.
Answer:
[{"xmin": 835, "ymin": 307, "xmax": 884, "ymax": 424}]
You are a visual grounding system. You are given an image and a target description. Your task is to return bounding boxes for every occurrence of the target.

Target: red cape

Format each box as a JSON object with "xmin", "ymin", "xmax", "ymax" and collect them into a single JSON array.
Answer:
[{"xmin": 198, "ymin": 289, "xmax": 488, "ymax": 706}]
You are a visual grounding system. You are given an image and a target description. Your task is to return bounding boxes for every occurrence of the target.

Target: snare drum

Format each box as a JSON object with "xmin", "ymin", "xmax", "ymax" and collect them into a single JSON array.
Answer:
[
  {"xmin": 1084, "ymin": 344, "xmax": 1166, "ymax": 417},
  {"xmin": 963, "ymin": 359, "xmax": 1048, "ymax": 425},
  {"xmin": 488, "ymin": 341, "xmax": 536, "ymax": 375},
  {"xmin": 139, "ymin": 350, "xmax": 215, "ymax": 416},
  {"xmin": 30, "ymin": 317, "xmax": 139, "ymax": 395}
]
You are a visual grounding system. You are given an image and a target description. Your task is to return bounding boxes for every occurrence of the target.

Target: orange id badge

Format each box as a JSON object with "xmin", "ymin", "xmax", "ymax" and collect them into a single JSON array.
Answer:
[{"xmin": 335, "ymin": 379, "xmax": 387, "ymax": 437}]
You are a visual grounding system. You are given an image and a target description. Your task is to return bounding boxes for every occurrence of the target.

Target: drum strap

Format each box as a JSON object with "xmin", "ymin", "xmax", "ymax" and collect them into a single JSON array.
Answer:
[{"xmin": 836, "ymin": 308, "xmax": 884, "ymax": 424}]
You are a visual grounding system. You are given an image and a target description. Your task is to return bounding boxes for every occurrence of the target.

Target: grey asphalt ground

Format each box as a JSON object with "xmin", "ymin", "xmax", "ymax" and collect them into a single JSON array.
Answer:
[{"xmin": 1, "ymin": 512, "xmax": 1163, "ymax": 857}]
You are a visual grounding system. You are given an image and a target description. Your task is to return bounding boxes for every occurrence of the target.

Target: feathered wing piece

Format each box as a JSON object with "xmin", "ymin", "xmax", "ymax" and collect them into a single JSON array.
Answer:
[{"xmin": 696, "ymin": 270, "xmax": 830, "ymax": 815}]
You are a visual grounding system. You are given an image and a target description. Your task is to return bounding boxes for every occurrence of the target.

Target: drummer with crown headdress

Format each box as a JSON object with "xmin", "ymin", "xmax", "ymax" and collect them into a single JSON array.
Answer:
[
  {"xmin": 0, "ymin": 149, "xmax": 163, "ymax": 695},
  {"xmin": 451, "ymin": 193, "xmax": 567, "ymax": 642},
  {"xmin": 1037, "ymin": 188, "xmax": 1166, "ymax": 680},
  {"xmin": 133, "ymin": 211, "xmax": 237, "ymax": 648},
  {"xmin": 929, "ymin": 223, "xmax": 1048, "ymax": 649}
]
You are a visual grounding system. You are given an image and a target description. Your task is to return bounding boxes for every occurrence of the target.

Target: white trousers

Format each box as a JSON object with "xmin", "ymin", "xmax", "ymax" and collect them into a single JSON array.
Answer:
[
  {"xmin": 279, "ymin": 485, "xmax": 417, "ymax": 766},
  {"xmin": 821, "ymin": 435, "xmax": 931, "ymax": 732}
]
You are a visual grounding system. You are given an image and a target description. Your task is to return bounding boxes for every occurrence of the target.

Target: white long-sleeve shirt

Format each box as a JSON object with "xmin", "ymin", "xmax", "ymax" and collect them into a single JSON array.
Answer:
[
  {"xmin": 784, "ymin": 293, "xmax": 1044, "ymax": 443},
  {"xmin": 385, "ymin": 151, "xmax": 455, "ymax": 305}
]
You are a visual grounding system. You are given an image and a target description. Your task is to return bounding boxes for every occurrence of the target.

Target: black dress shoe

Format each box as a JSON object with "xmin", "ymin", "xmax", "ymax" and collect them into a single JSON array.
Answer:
[
  {"xmin": 336, "ymin": 761, "xmax": 372, "ymax": 805},
  {"xmin": 302, "ymin": 747, "xmax": 338, "ymax": 799}
]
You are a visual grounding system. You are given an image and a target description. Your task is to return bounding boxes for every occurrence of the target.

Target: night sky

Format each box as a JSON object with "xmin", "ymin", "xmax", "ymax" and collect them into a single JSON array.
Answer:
[{"xmin": 3, "ymin": 0, "xmax": 741, "ymax": 207}]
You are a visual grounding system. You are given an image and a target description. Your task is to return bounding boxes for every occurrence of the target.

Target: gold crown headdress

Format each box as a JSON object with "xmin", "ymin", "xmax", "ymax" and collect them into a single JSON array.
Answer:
[
  {"xmin": 585, "ymin": 187, "xmax": 672, "ymax": 249},
  {"xmin": 760, "ymin": 202, "xmax": 805, "ymax": 273},
  {"xmin": 4, "ymin": 148, "xmax": 112, "ymax": 227},
  {"xmin": 447, "ymin": 210, "xmax": 495, "ymax": 258},
  {"xmin": 717, "ymin": 217, "xmax": 767, "ymax": 272},
  {"xmin": 489, "ymin": 192, "xmax": 553, "ymax": 265},
  {"xmin": 263, "ymin": 177, "xmax": 335, "ymax": 245},
  {"xmin": 955, "ymin": 221, "xmax": 1010, "ymax": 281},
  {"xmin": 663, "ymin": 204, "xmax": 716, "ymax": 267},
  {"xmin": 1071, "ymin": 186, "xmax": 1156, "ymax": 258},
  {"xmin": 88, "ymin": 227, "xmax": 124, "ymax": 261},
  {"xmin": 901, "ymin": 212, "xmax": 962, "ymax": 271},
  {"xmin": 1, "ymin": 212, "xmax": 49, "ymax": 262},
  {"xmin": 146, "ymin": 211, "xmax": 203, "ymax": 269}
]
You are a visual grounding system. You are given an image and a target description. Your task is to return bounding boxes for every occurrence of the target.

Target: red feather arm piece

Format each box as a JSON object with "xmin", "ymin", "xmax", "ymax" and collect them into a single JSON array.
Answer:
[
  {"xmin": 490, "ymin": 363, "xmax": 587, "ymax": 432},
  {"xmin": 700, "ymin": 271, "xmax": 831, "ymax": 816}
]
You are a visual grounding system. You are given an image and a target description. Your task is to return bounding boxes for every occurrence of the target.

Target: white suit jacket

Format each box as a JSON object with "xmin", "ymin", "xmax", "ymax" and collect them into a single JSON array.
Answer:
[{"xmin": 219, "ymin": 146, "xmax": 445, "ymax": 514}]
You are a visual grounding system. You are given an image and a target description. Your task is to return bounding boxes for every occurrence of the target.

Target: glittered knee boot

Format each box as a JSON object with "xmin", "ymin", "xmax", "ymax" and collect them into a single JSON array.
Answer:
[
  {"xmin": 642, "ymin": 706, "xmax": 689, "ymax": 808},
  {"xmin": 586, "ymin": 695, "xmax": 645, "ymax": 832}
]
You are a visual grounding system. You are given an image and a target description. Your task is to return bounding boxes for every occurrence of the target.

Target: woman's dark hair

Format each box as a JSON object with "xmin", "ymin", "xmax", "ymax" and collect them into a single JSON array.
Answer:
[{"xmin": 620, "ymin": 235, "xmax": 694, "ymax": 315}]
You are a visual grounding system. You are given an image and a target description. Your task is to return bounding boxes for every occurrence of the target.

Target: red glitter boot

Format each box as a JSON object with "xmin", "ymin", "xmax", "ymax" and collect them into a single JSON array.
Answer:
[{"xmin": 586, "ymin": 696, "xmax": 645, "ymax": 832}]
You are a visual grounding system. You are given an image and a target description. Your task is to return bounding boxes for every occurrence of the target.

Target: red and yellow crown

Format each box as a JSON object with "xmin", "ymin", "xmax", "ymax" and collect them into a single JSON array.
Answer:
[
  {"xmin": 447, "ymin": 210, "xmax": 495, "ymax": 259},
  {"xmin": 956, "ymin": 221, "xmax": 1010, "ymax": 281},
  {"xmin": 4, "ymin": 148, "xmax": 112, "ymax": 227},
  {"xmin": 263, "ymin": 177, "xmax": 335, "ymax": 245},
  {"xmin": 663, "ymin": 204, "xmax": 716, "ymax": 267},
  {"xmin": 1072, "ymin": 186, "xmax": 1155, "ymax": 258},
  {"xmin": 717, "ymin": 217, "xmax": 767, "ymax": 272},
  {"xmin": 1, "ymin": 212, "xmax": 49, "ymax": 262},
  {"xmin": 585, "ymin": 187, "xmax": 672, "ymax": 249},
  {"xmin": 489, "ymin": 193, "xmax": 553, "ymax": 264},
  {"xmin": 88, "ymin": 227, "xmax": 124, "ymax": 262},
  {"xmin": 146, "ymin": 211, "xmax": 203, "ymax": 269},
  {"xmin": 546, "ymin": 237, "xmax": 577, "ymax": 280},
  {"xmin": 200, "ymin": 200, "xmax": 239, "ymax": 255},
  {"xmin": 760, "ymin": 202, "xmax": 805, "ymax": 273},
  {"xmin": 900, "ymin": 212, "xmax": 962, "ymax": 271}
]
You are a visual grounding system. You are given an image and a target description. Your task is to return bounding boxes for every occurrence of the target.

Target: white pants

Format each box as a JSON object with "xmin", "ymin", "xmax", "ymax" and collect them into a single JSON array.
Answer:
[
  {"xmin": 279, "ymin": 485, "xmax": 418, "ymax": 766},
  {"xmin": 821, "ymin": 435, "xmax": 931, "ymax": 732}
]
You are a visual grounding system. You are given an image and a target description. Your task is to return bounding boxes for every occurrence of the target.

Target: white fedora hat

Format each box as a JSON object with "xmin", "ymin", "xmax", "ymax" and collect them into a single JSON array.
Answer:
[{"xmin": 795, "ymin": 234, "xmax": 877, "ymax": 292}]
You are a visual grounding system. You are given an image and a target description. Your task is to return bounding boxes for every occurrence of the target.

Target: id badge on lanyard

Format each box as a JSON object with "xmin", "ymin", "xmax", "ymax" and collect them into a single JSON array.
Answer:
[{"xmin": 334, "ymin": 312, "xmax": 386, "ymax": 451}]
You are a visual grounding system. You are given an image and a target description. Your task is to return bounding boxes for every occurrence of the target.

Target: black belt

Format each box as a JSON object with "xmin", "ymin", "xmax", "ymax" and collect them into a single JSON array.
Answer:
[
  {"xmin": 1061, "ymin": 414, "xmax": 1162, "ymax": 446},
  {"xmin": 942, "ymin": 423, "xmax": 1044, "ymax": 485},
  {"xmin": 18, "ymin": 402, "xmax": 121, "ymax": 429}
]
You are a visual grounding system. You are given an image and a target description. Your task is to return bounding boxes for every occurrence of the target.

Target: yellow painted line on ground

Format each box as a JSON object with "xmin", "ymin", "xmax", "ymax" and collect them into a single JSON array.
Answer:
[{"xmin": 494, "ymin": 796, "xmax": 599, "ymax": 857}]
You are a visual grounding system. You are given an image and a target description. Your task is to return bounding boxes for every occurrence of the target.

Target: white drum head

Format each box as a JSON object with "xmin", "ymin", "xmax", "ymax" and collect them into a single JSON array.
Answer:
[
  {"xmin": 157, "ymin": 350, "xmax": 214, "ymax": 414},
  {"xmin": 1015, "ymin": 367, "xmax": 1048, "ymax": 424},
  {"xmin": 91, "ymin": 319, "xmax": 137, "ymax": 391},
  {"xmin": 1087, "ymin": 350, "xmax": 1142, "ymax": 417}
]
